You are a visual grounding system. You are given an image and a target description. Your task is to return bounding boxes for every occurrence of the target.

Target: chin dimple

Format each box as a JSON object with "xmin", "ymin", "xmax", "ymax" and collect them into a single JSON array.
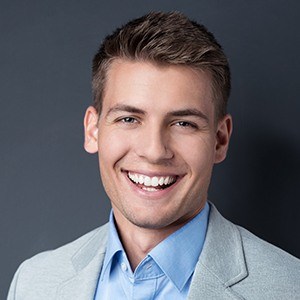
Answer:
[{"xmin": 127, "ymin": 172, "xmax": 177, "ymax": 189}]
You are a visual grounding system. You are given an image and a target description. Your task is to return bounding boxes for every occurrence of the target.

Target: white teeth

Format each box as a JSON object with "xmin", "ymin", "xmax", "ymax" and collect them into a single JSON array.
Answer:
[
  {"xmin": 142, "ymin": 187, "xmax": 158, "ymax": 191},
  {"xmin": 135, "ymin": 174, "xmax": 139, "ymax": 183},
  {"xmin": 144, "ymin": 176, "xmax": 151, "ymax": 186},
  {"xmin": 151, "ymin": 177, "xmax": 159, "ymax": 187},
  {"xmin": 128, "ymin": 172, "xmax": 176, "ymax": 188},
  {"xmin": 164, "ymin": 177, "xmax": 170, "ymax": 185},
  {"xmin": 158, "ymin": 177, "xmax": 164, "ymax": 185},
  {"xmin": 169, "ymin": 177, "xmax": 176, "ymax": 184},
  {"xmin": 138, "ymin": 176, "xmax": 144, "ymax": 184}
]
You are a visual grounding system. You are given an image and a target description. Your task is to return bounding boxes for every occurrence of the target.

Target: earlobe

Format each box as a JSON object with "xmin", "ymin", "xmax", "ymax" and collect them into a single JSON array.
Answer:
[
  {"xmin": 83, "ymin": 106, "xmax": 99, "ymax": 154},
  {"xmin": 214, "ymin": 114, "xmax": 233, "ymax": 164}
]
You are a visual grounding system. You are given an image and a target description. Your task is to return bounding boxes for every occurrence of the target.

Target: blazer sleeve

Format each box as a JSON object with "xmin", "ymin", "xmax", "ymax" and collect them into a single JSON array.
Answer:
[{"xmin": 7, "ymin": 261, "xmax": 27, "ymax": 300}]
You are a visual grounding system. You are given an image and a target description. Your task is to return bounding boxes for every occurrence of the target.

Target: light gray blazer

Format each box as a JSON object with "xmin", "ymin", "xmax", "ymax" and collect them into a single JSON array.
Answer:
[{"xmin": 7, "ymin": 204, "xmax": 300, "ymax": 299}]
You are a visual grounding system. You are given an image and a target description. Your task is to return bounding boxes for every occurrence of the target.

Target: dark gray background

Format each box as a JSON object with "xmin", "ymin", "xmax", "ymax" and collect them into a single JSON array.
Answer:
[{"xmin": 1, "ymin": 0, "xmax": 300, "ymax": 297}]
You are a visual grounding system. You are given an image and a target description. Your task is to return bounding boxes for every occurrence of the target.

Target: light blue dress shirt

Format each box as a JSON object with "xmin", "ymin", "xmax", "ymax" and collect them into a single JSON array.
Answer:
[{"xmin": 94, "ymin": 202, "xmax": 210, "ymax": 300}]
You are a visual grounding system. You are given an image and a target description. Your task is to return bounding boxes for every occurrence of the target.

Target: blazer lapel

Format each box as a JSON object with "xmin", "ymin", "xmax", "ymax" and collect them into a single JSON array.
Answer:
[
  {"xmin": 188, "ymin": 204, "xmax": 248, "ymax": 300},
  {"xmin": 57, "ymin": 224, "xmax": 109, "ymax": 299}
]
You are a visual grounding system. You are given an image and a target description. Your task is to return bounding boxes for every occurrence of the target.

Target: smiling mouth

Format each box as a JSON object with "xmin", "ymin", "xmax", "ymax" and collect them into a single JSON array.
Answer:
[{"xmin": 127, "ymin": 171, "xmax": 178, "ymax": 191}]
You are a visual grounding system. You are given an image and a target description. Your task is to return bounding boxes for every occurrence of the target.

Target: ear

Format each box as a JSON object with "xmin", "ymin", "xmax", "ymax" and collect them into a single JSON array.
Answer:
[
  {"xmin": 83, "ymin": 106, "xmax": 99, "ymax": 154},
  {"xmin": 214, "ymin": 114, "xmax": 233, "ymax": 164}
]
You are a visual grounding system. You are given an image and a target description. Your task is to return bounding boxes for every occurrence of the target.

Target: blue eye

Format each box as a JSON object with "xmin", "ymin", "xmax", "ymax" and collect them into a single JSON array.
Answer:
[
  {"xmin": 121, "ymin": 117, "xmax": 137, "ymax": 123},
  {"xmin": 178, "ymin": 121, "xmax": 189, "ymax": 127},
  {"xmin": 177, "ymin": 121, "xmax": 196, "ymax": 128}
]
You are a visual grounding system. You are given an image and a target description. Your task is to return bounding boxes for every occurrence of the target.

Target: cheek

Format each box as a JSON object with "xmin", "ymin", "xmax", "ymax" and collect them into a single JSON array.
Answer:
[
  {"xmin": 98, "ymin": 130, "xmax": 131, "ymax": 168},
  {"xmin": 174, "ymin": 135, "xmax": 216, "ymax": 168}
]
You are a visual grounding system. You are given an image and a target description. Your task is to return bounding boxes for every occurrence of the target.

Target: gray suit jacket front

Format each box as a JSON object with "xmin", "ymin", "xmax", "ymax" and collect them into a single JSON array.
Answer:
[{"xmin": 7, "ymin": 204, "xmax": 300, "ymax": 299}]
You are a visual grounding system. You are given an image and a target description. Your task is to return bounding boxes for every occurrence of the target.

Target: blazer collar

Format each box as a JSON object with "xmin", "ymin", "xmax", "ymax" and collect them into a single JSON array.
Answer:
[
  {"xmin": 188, "ymin": 203, "xmax": 248, "ymax": 299},
  {"xmin": 57, "ymin": 224, "xmax": 109, "ymax": 299}
]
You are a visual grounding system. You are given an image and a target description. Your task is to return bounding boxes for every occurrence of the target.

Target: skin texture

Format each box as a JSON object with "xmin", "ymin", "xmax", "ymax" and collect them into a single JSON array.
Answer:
[{"xmin": 84, "ymin": 59, "xmax": 232, "ymax": 269}]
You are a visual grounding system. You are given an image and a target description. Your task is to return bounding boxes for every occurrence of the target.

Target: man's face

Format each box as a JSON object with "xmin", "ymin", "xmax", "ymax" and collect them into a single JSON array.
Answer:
[{"xmin": 84, "ymin": 59, "xmax": 231, "ymax": 232}]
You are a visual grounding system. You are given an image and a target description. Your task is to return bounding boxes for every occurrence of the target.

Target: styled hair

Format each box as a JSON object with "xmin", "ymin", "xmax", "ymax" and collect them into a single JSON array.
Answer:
[{"xmin": 92, "ymin": 11, "xmax": 230, "ymax": 119}]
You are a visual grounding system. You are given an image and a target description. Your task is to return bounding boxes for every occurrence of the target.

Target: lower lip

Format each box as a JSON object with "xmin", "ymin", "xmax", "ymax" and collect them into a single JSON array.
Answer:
[{"xmin": 123, "ymin": 172, "xmax": 182, "ymax": 199}]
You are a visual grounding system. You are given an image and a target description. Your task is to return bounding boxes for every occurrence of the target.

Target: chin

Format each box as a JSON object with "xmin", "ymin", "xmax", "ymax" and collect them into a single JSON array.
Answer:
[{"xmin": 126, "ymin": 212, "xmax": 178, "ymax": 230}]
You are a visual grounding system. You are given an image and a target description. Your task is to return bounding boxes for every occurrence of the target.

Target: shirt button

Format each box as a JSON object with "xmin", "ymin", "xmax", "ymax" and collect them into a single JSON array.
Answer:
[
  {"xmin": 121, "ymin": 262, "xmax": 127, "ymax": 272},
  {"xmin": 129, "ymin": 277, "xmax": 134, "ymax": 283}
]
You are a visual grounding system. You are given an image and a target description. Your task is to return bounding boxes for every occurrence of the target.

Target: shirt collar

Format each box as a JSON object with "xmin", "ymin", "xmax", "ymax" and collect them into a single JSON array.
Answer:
[
  {"xmin": 100, "ymin": 202, "xmax": 210, "ymax": 291},
  {"xmin": 100, "ymin": 212, "xmax": 124, "ymax": 281},
  {"xmin": 149, "ymin": 202, "xmax": 210, "ymax": 291}
]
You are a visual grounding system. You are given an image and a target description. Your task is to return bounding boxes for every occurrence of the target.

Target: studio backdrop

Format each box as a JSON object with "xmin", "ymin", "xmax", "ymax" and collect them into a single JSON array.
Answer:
[{"xmin": 1, "ymin": 1, "xmax": 300, "ymax": 298}]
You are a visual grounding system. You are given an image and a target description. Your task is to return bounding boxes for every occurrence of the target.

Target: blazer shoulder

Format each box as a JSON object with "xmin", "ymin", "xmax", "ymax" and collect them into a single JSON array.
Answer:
[
  {"xmin": 238, "ymin": 225, "xmax": 300, "ymax": 270},
  {"xmin": 204, "ymin": 204, "xmax": 300, "ymax": 299},
  {"xmin": 7, "ymin": 223, "xmax": 109, "ymax": 300},
  {"xmin": 25, "ymin": 223, "xmax": 108, "ymax": 268},
  {"xmin": 233, "ymin": 225, "xmax": 300, "ymax": 297}
]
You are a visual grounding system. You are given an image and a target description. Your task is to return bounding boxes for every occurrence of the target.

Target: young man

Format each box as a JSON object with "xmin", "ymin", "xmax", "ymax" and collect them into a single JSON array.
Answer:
[{"xmin": 8, "ymin": 12, "xmax": 300, "ymax": 300}]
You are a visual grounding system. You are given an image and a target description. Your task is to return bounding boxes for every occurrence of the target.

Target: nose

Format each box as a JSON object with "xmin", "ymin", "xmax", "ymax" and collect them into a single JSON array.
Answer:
[{"xmin": 135, "ymin": 125, "xmax": 174, "ymax": 163}]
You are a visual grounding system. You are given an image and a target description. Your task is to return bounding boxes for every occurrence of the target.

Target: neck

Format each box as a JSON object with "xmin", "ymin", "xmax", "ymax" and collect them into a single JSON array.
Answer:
[
  {"xmin": 118, "ymin": 225, "xmax": 180, "ymax": 271},
  {"xmin": 113, "ymin": 207, "xmax": 203, "ymax": 271}
]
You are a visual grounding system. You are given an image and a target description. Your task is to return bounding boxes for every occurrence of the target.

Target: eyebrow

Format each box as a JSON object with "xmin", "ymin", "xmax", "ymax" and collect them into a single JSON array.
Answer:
[
  {"xmin": 106, "ymin": 104, "xmax": 146, "ymax": 117},
  {"xmin": 106, "ymin": 104, "xmax": 208, "ymax": 122},
  {"xmin": 166, "ymin": 109, "xmax": 209, "ymax": 122}
]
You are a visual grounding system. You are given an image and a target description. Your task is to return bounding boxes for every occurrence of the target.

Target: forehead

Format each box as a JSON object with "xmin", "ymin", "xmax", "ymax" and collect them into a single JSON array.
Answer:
[{"xmin": 102, "ymin": 59, "xmax": 215, "ymax": 116}]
